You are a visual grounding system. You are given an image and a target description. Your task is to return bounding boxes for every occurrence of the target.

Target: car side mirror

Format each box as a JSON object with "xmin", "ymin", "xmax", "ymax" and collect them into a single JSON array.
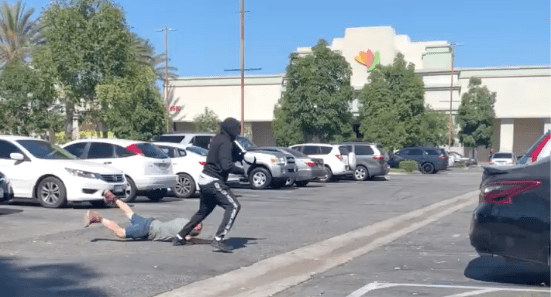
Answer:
[{"xmin": 10, "ymin": 153, "xmax": 25, "ymax": 161}]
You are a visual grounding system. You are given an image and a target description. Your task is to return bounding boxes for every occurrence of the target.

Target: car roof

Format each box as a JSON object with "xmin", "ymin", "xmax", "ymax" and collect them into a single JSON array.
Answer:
[
  {"xmin": 291, "ymin": 143, "xmax": 337, "ymax": 147},
  {"xmin": 64, "ymin": 138, "xmax": 147, "ymax": 146},
  {"xmin": 0, "ymin": 135, "xmax": 42, "ymax": 141},
  {"xmin": 161, "ymin": 132, "xmax": 216, "ymax": 136},
  {"xmin": 154, "ymin": 142, "xmax": 189, "ymax": 149}
]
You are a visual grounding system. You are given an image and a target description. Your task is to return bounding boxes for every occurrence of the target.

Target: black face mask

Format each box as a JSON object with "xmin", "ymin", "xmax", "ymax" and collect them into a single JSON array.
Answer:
[{"xmin": 220, "ymin": 118, "xmax": 241, "ymax": 140}]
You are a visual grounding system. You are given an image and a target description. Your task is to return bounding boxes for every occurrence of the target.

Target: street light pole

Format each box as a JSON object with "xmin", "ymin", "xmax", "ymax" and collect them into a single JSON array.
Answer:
[
  {"xmin": 240, "ymin": 0, "xmax": 245, "ymax": 133},
  {"xmin": 448, "ymin": 43, "xmax": 456, "ymax": 149},
  {"xmin": 156, "ymin": 27, "xmax": 176, "ymax": 132}
]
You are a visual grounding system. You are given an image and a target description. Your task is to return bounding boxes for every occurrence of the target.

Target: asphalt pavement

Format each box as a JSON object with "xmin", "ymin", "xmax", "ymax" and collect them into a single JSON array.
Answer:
[{"xmin": 1, "ymin": 167, "xmax": 544, "ymax": 297}]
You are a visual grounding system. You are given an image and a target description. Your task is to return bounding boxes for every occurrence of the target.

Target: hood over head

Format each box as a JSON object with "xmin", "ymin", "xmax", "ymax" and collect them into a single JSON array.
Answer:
[{"xmin": 220, "ymin": 117, "xmax": 241, "ymax": 140}]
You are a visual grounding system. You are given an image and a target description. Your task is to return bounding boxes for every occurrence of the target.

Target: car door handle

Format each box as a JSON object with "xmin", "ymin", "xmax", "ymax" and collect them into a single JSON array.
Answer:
[
  {"xmin": 104, "ymin": 162, "xmax": 112, "ymax": 164},
  {"xmin": 173, "ymin": 163, "xmax": 178, "ymax": 165}
]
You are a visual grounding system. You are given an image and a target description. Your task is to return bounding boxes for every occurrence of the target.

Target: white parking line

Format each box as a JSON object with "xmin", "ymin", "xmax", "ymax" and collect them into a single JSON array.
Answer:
[
  {"xmin": 346, "ymin": 282, "xmax": 551, "ymax": 297},
  {"xmin": 443, "ymin": 288, "xmax": 500, "ymax": 297}
]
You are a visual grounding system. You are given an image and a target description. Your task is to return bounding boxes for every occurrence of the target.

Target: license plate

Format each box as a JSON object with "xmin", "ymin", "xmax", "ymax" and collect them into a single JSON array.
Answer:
[{"xmin": 114, "ymin": 185, "xmax": 124, "ymax": 194}]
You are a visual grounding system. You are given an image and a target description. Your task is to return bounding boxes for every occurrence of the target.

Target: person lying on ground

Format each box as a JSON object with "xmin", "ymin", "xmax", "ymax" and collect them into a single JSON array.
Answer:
[{"xmin": 83, "ymin": 190, "xmax": 202, "ymax": 242}]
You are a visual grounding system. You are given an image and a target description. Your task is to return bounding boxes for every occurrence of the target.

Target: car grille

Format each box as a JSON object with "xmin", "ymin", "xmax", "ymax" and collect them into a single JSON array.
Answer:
[
  {"xmin": 286, "ymin": 156, "xmax": 295, "ymax": 164},
  {"xmin": 101, "ymin": 174, "xmax": 124, "ymax": 183}
]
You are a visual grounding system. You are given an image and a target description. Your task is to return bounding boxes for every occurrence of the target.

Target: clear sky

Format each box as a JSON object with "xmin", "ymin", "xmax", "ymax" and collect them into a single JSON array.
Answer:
[{"xmin": 25, "ymin": 0, "xmax": 551, "ymax": 77}]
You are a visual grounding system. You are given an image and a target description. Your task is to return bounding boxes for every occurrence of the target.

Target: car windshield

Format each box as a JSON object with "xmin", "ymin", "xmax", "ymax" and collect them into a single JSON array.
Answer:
[
  {"xmin": 137, "ymin": 143, "xmax": 168, "ymax": 159},
  {"xmin": 282, "ymin": 148, "xmax": 307, "ymax": 158},
  {"xmin": 493, "ymin": 153, "xmax": 512, "ymax": 159},
  {"xmin": 17, "ymin": 140, "xmax": 75, "ymax": 160},
  {"xmin": 236, "ymin": 136, "xmax": 257, "ymax": 150},
  {"xmin": 187, "ymin": 145, "xmax": 208, "ymax": 156},
  {"xmin": 157, "ymin": 135, "xmax": 185, "ymax": 143},
  {"xmin": 518, "ymin": 131, "xmax": 550, "ymax": 165}
]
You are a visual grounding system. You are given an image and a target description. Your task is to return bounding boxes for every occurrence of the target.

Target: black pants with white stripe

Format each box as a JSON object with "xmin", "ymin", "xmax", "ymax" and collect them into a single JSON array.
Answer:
[{"xmin": 177, "ymin": 180, "xmax": 241, "ymax": 240}]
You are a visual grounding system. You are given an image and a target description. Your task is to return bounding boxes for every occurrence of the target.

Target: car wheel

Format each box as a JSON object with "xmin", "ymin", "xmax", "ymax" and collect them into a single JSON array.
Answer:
[
  {"xmin": 146, "ymin": 189, "xmax": 167, "ymax": 202},
  {"xmin": 249, "ymin": 167, "xmax": 272, "ymax": 189},
  {"xmin": 175, "ymin": 173, "xmax": 196, "ymax": 198},
  {"xmin": 319, "ymin": 166, "xmax": 333, "ymax": 183},
  {"xmin": 421, "ymin": 163, "xmax": 435, "ymax": 174},
  {"xmin": 295, "ymin": 181, "xmax": 309, "ymax": 187},
  {"xmin": 353, "ymin": 165, "xmax": 369, "ymax": 181},
  {"xmin": 37, "ymin": 177, "xmax": 67, "ymax": 208},
  {"xmin": 90, "ymin": 200, "xmax": 107, "ymax": 208},
  {"xmin": 121, "ymin": 175, "xmax": 137, "ymax": 202}
]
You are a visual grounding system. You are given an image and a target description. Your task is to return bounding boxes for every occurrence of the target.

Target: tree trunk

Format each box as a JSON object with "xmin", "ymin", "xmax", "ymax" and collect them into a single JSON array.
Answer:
[{"xmin": 65, "ymin": 104, "xmax": 74, "ymax": 141}]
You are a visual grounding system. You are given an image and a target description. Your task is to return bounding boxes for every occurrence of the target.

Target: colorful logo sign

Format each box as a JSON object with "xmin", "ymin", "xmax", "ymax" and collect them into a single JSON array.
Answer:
[{"xmin": 355, "ymin": 49, "xmax": 380, "ymax": 71}]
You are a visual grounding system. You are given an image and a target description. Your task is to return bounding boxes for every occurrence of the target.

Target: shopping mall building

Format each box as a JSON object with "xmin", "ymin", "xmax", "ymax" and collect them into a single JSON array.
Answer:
[{"xmin": 168, "ymin": 26, "xmax": 550, "ymax": 161}]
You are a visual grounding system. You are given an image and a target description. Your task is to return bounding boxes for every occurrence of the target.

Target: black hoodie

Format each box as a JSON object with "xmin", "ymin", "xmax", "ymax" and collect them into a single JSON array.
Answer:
[{"xmin": 202, "ymin": 118, "xmax": 245, "ymax": 181}]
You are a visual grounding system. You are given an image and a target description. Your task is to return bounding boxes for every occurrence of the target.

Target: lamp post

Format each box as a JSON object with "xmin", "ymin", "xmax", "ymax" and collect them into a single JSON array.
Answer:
[
  {"xmin": 223, "ymin": 0, "xmax": 261, "ymax": 134},
  {"xmin": 156, "ymin": 27, "xmax": 176, "ymax": 132}
]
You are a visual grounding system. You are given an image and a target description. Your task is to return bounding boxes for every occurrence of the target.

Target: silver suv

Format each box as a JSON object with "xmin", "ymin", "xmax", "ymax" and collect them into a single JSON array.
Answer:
[
  {"xmin": 233, "ymin": 136, "xmax": 298, "ymax": 189},
  {"xmin": 341, "ymin": 142, "xmax": 390, "ymax": 181},
  {"xmin": 157, "ymin": 132, "xmax": 215, "ymax": 150}
]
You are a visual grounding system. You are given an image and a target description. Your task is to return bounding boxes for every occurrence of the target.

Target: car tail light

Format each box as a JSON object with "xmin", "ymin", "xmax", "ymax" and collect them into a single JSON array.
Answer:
[
  {"xmin": 481, "ymin": 180, "xmax": 541, "ymax": 204},
  {"xmin": 439, "ymin": 156, "xmax": 446, "ymax": 160},
  {"xmin": 199, "ymin": 161, "xmax": 206, "ymax": 166},
  {"xmin": 373, "ymin": 155, "xmax": 384, "ymax": 161},
  {"xmin": 335, "ymin": 155, "xmax": 343, "ymax": 161},
  {"xmin": 305, "ymin": 161, "xmax": 316, "ymax": 168},
  {"xmin": 489, "ymin": 161, "xmax": 493, "ymax": 165},
  {"xmin": 126, "ymin": 144, "xmax": 143, "ymax": 156}
]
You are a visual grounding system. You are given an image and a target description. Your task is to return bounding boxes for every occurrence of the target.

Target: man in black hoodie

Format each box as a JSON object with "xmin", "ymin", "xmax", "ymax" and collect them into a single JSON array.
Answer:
[{"xmin": 173, "ymin": 117, "xmax": 247, "ymax": 252}]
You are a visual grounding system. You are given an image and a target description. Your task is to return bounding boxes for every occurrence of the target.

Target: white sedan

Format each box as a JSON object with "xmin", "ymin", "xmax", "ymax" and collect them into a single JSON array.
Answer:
[
  {"xmin": 0, "ymin": 136, "xmax": 126, "ymax": 208},
  {"xmin": 154, "ymin": 142, "xmax": 206, "ymax": 198}
]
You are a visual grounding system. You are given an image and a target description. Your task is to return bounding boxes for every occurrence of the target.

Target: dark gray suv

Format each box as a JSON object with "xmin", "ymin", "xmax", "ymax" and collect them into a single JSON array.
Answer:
[
  {"xmin": 342, "ymin": 142, "xmax": 390, "ymax": 181},
  {"xmin": 390, "ymin": 146, "xmax": 448, "ymax": 174}
]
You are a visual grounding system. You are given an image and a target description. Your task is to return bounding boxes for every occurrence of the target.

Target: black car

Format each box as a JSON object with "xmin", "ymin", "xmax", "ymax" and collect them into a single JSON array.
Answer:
[
  {"xmin": 469, "ymin": 156, "xmax": 550, "ymax": 265},
  {"xmin": 389, "ymin": 146, "xmax": 448, "ymax": 174}
]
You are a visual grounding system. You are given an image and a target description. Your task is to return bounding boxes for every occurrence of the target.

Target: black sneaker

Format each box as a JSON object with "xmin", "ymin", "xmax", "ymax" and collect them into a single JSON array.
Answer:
[
  {"xmin": 172, "ymin": 236, "xmax": 187, "ymax": 246},
  {"xmin": 211, "ymin": 239, "xmax": 233, "ymax": 253}
]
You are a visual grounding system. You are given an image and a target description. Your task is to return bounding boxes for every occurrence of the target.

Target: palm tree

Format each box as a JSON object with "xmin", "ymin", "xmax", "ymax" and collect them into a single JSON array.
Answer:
[
  {"xmin": 131, "ymin": 34, "xmax": 178, "ymax": 82},
  {"xmin": 0, "ymin": 0, "xmax": 43, "ymax": 67}
]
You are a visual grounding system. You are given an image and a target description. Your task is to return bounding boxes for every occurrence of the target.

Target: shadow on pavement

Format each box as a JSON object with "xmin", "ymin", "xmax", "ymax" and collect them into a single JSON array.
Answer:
[
  {"xmin": 226, "ymin": 237, "xmax": 262, "ymax": 250},
  {"xmin": 0, "ymin": 208, "xmax": 23, "ymax": 215},
  {"xmin": 464, "ymin": 256, "xmax": 550, "ymax": 286},
  {"xmin": 0, "ymin": 256, "xmax": 107, "ymax": 297}
]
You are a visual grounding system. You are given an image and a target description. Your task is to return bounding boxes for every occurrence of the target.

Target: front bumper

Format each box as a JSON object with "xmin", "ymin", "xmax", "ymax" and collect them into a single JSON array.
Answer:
[
  {"xmin": 65, "ymin": 176, "xmax": 126, "ymax": 202},
  {"xmin": 133, "ymin": 174, "xmax": 178, "ymax": 191}
]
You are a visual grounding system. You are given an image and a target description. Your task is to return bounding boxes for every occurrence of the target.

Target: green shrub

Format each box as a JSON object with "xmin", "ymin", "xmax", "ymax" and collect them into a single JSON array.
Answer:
[
  {"xmin": 453, "ymin": 162, "xmax": 466, "ymax": 168},
  {"xmin": 399, "ymin": 160, "xmax": 418, "ymax": 173}
]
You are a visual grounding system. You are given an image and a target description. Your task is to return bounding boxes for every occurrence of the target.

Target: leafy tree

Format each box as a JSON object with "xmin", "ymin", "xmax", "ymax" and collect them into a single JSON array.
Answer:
[
  {"xmin": 456, "ymin": 77, "xmax": 496, "ymax": 153},
  {"xmin": 419, "ymin": 106, "xmax": 451, "ymax": 147},
  {"xmin": 0, "ymin": 59, "xmax": 63, "ymax": 136},
  {"xmin": 358, "ymin": 53, "xmax": 427, "ymax": 151},
  {"xmin": 0, "ymin": 0, "xmax": 43, "ymax": 67},
  {"xmin": 272, "ymin": 39, "xmax": 355, "ymax": 145},
  {"xmin": 96, "ymin": 62, "xmax": 166, "ymax": 141},
  {"xmin": 39, "ymin": 0, "xmax": 135, "ymax": 139},
  {"xmin": 193, "ymin": 107, "xmax": 219, "ymax": 132}
]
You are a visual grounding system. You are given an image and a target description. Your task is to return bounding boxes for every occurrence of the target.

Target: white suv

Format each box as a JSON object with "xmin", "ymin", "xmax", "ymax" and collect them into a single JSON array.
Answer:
[
  {"xmin": 0, "ymin": 136, "xmax": 126, "ymax": 208},
  {"xmin": 289, "ymin": 144, "xmax": 356, "ymax": 182},
  {"xmin": 63, "ymin": 139, "xmax": 176, "ymax": 202},
  {"xmin": 157, "ymin": 132, "xmax": 215, "ymax": 150}
]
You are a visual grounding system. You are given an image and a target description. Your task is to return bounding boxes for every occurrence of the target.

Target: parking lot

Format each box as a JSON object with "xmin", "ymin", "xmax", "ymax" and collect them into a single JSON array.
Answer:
[{"xmin": 0, "ymin": 167, "xmax": 548, "ymax": 297}]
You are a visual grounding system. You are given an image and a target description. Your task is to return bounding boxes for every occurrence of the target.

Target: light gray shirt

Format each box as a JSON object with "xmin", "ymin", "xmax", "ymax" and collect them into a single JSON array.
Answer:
[{"xmin": 148, "ymin": 218, "xmax": 190, "ymax": 241}]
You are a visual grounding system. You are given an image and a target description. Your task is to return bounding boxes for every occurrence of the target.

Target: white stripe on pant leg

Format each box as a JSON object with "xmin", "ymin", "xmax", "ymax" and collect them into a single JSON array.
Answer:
[{"xmin": 217, "ymin": 186, "xmax": 239, "ymax": 238}]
